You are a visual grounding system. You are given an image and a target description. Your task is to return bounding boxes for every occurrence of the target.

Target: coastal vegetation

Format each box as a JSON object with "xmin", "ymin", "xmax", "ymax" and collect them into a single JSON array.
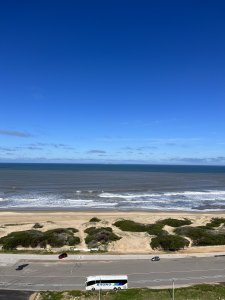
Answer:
[
  {"xmin": 33, "ymin": 223, "xmax": 43, "ymax": 229},
  {"xmin": 113, "ymin": 220, "xmax": 148, "ymax": 232},
  {"xmin": 1, "ymin": 216, "xmax": 225, "ymax": 252},
  {"xmin": 157, "ymin": 218, "xmax": 192, "ymax": 227},
  {"xmin": 147, "ymin": 223, "xmax": 167, "ymax": 236},
  {"xmin": 89, "ymin": 217, "xmax": 101, "ymax": 222},
  {"xmin": 113, "ymin": 219, "xmax": 167, "ymax": 236},
  {"xmin": 113, "ymin": 218, "xmax": 192, "ymax": 233},
  {"xmin": 0, "ymin": 228, "xmax": 80, "ymax": 250},
  {"xmin": 84, "ymin": 227, "xmax": 121, "ymax": 248},
  {"xmin": 204, "ymin": 217, "xmax": 225, "ymax": 229},
  {"xmin": 113, "ymin": 218, "xmax": 193, "ymax": 236},
  {"xmin": 39, "ymin": 284, "xmax": 225, "ymax": 300},
  {"xmin": 175, "ymin": 226, "xmax": 225, "ymax": 246},
  {"xmin": 151, "ymin": 234, "xmax": 190, "ymax": 251}
]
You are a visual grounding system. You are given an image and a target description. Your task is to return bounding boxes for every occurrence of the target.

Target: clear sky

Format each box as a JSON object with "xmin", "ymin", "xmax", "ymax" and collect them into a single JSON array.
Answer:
[{"xmin": 0, "ymin": 1, "xmax": 225, "ymax": 164}]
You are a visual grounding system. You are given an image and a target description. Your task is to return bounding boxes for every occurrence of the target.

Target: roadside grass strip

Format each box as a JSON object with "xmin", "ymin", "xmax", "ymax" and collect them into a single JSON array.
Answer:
[{"xmin": 39, "ymin": 284, "xmax": 225, "ymax": 300}]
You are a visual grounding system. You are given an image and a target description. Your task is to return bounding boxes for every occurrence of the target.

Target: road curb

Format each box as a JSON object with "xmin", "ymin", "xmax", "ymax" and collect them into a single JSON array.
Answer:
[{"xmin": 2, "ymin": 252, "xmax": 225, "ymax": 263}]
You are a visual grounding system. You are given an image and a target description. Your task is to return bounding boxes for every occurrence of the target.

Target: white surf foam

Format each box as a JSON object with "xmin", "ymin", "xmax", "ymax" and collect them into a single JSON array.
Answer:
[
  {"xmin": 2, "ymin": 189, "xmax": 225, "ymax": 211},
  {"xmin": 99, "ymin": 192, "xmax": 160, "ymax": 199}
]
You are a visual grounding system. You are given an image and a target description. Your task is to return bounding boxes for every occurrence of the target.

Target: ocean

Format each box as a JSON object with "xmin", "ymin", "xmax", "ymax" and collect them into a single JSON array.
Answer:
[{"xmin": 0, "ymin": 163, "xmax": 225, "ymax": 211}]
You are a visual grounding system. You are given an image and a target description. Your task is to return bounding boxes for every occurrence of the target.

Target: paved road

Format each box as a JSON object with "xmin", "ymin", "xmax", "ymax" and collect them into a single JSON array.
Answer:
[
  {"xmin": 0, "ymin": 290, "xmax": 33, "ymax": 300},
  {"xmin": 1, "ymin": 256, "xmax": 225, "ymax": 291}
]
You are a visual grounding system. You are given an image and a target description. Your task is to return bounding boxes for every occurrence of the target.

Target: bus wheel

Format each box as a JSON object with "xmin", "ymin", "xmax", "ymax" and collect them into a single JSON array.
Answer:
[
  {"xmin": 113, "ymin": 287, "xmax": 117, "ymax": 291},
  {"xmin": 92, "ymin": 288, "xmax": 95, "ymax": 291},
  {"xmin": 118, "ymin": 287, "xmax": 121, "ymax": 290}
]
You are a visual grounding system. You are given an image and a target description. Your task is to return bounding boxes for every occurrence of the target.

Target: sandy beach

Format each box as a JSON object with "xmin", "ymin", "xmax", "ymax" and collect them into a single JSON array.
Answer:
[{"xmin": 1, "ymin": 210, "xmax": 225, "ymax": 254}]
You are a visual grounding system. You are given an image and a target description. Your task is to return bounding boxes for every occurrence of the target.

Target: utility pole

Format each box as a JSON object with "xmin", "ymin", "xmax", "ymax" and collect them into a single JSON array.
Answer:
[
  {"xmin": 99, "ymin": 277, "xmax": 101, "ymax": 300},
  {"xmin": 172, "ymin": 278, "xmax": 175, "ymax": 300}
]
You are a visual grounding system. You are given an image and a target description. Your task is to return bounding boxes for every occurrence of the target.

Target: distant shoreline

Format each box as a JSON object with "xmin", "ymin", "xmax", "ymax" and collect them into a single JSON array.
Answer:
[{"xmin": 1, "ymin": 208, "xmax": 225, "ymax": 214}]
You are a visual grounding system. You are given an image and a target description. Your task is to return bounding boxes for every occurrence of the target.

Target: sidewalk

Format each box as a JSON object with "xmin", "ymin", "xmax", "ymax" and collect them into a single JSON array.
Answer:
[{"xmin": 1, "ymin": 251, "xmax": 225, "ymax": 265}]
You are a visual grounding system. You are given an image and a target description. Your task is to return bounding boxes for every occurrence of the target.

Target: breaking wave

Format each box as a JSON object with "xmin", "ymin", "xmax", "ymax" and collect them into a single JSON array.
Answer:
[{"xmin": 1, "ymin": 190, "xmax": 225, "ymax": 211}]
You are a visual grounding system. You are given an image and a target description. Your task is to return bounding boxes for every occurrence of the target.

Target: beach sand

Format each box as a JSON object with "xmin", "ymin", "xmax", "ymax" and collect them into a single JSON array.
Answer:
[{"xmin": 0, "ymin": 211, "xmax": 225, "ymax": 254}]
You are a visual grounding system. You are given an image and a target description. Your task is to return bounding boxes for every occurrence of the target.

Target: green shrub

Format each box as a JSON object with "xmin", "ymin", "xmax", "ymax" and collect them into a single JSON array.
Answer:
[
  {"xmin": 113, "ymin": 219, "xmax": 166, "ymax": 236},
  {"xmin": 85, "ymin": 227, "xmax": 121, "ymax": 248},
  {"xmin": 157, "ymin": 218, "xmax": 192, "ymax": 227},
  {"xmin": 175, "ymin": 226, "xmax": 225, "ymax": 246},
  {"xmin": 89, "ymin": 217, "xmax": 101, "ymax": 222},
  {"xmin": 0, "ymin": 230, "xmax": 44, "ymax": 250},
  {"xmin": 175, "ymin": 226, "xmax": 203, "ymax": 238},
  {"xmin": 33, "ymin": 223, "xmax": 43, "ymax": 229},
  {"xmin": 0, "ymin": 228, "xmax": 80, "ymax": 250},
  {"xmin": 65, "ymin": 228, "xmax": 79, "ymax": 233},
  {"xmin": 45, "ymin": 228, "xmax": 77, "ymax": 234},
  {"xmin": 205, "ymin": 218, "xmax": 225, "ymax": 229},
  {"xmin": 44, "ymin": 228, "xmax": 80, "ymax": 247},
  {"xmin": 113, "ymin": 220, "xmax": 148, "ymax": 232},
  {"xmin": 147, "ymin": 223, "xmax": 167, "ymax": 236},
  {"xmin": 195, "ymin": 234, "xmax": 225, "ymax": 246},
  {"xmin": 69, "ymin": 236, "xmax": 80, "ymax": 246},
  {"xmin": 151, "ymin": 234, "xmax": 190, "ymax": 251}
]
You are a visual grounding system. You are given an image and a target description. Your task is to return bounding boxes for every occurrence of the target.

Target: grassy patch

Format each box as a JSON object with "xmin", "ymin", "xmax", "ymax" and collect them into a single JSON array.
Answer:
[
  {"xmin": 39, "ymin": 284, "xmax": 225, "ymax": 300},
  {"xmin": 40, "ymin": 291, "xmax": 64, "ymax": 300}
]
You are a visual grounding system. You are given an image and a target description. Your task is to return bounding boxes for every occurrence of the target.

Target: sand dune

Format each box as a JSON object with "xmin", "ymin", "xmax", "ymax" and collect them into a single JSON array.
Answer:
[{"xmin": 0, "ymin": 211, "xmax": 225, "ymax": 254}]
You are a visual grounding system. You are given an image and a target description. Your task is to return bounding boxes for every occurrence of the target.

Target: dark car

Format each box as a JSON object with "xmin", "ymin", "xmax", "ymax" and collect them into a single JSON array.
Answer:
[
  {"xmin": 15, "ymin": 264, "xmax": 29, "ymax": 270},
  {"xmin": 58, "ymin": 252, "xmax": 68, "ymax": 259},
  {"xmin": 151, "ymin": 256, "xmax": 160, "ymax": 261}
]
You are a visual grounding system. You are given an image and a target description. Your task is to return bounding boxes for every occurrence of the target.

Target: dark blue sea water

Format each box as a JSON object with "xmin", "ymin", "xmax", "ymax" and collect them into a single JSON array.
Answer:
[{"xmin": 0, "ymin": 163, "xmax": 225, "ymax": 211}]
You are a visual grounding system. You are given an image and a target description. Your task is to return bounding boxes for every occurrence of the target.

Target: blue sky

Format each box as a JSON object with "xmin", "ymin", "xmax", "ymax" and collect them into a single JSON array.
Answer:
[{"xmin": 0, "ymin": 0, "xmax": 225, "ymax": 164}]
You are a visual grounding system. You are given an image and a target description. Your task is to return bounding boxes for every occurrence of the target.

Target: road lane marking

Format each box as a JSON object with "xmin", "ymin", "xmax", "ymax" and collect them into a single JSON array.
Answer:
[
  {"xmin": 1, "ymin": 266, "xmax": 225, "ymax": 279},
  {"xmin": 127, "ymin": 267, "xmax": 225, "ymax": 275},
  {"xmin": 0, "ymin": 275, "xmax": 86, "ymax": 278},
  {"xmin": 129, "ymin": 274, "xmax": 225, "ymax": 283}
]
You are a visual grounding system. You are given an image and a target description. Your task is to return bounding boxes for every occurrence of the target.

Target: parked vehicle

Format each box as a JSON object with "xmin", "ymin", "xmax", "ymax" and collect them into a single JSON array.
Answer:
[
  {"xmin": 58, "ymin": 252, "xmax": 68, "ymax": 259},
  {"xmin": 15, "ymin": 264, "xmax": 29, "ymax": 270}
]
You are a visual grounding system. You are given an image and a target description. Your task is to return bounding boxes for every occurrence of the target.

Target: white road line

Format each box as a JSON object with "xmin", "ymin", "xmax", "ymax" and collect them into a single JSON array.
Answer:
[
  {"xmin": 6, "ymin": 283, "xmax": 82, "ymax": 287},
  {"xmin": 1, "ymin": 267, "xmax": 225, "ymax": 278},
  {"xmin": 127, "ymin": 267, "xmax": 225, "ymax": 275},
  {"xmin": 130, "ymin": 274, "xmax": 225, "ymax": 283},
  {"xmin": 0, "ymin": 275, "xmax": 85, "ymax": 278}
]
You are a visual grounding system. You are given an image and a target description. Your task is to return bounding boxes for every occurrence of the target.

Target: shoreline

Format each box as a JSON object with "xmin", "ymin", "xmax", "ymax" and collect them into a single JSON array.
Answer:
[{"xmin": 1, "ymin": 208, "xmax": 225, "ymax": 214}]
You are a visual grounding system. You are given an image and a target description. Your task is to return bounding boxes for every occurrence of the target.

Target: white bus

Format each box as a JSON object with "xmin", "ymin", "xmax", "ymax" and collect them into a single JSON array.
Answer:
[{"xmin": 86, "ymin": 275, "xmax": 128, "ymax": 291}]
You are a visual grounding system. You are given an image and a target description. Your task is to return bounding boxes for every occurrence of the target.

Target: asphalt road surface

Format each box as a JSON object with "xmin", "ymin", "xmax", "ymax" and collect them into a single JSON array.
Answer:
[
  {"xmin": 1, "ymin": 256, "xmax": 225, "ymax": 291},
  {"xmin": 0, "ymin": 290, "xmax": 33, "ymax": 300}
]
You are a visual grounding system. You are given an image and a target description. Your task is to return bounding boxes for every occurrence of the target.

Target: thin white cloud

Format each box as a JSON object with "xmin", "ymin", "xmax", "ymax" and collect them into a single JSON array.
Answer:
[
  {"xmin": 87, "ymin": 150, "xmax": 107, "ymax": 154},
  {"xmin": 169, "ymin": 156, "xmax": 225, "ymax": 164},
  {"xmin": 0, "ymin": 130, "xmax": 32, "ymax": 138}
]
